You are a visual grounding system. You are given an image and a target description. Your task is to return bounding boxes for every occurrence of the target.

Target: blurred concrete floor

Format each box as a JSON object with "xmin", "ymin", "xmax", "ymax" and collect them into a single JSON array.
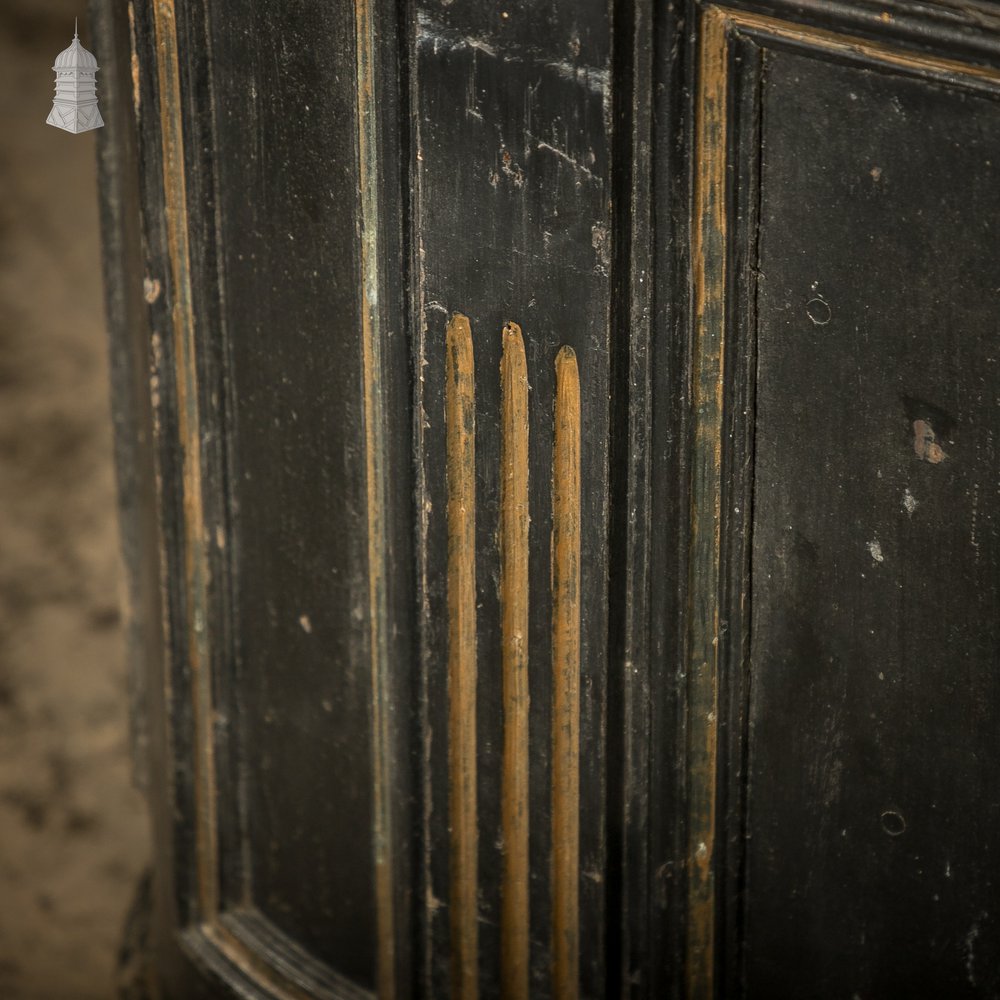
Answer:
[{"xmin": 0, "ymin": 2, "xmax": 150, "ymax": 998}]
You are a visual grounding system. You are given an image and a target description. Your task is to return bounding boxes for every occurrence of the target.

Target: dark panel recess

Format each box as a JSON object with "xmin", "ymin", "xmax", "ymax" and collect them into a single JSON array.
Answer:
[
  {"xmin": 208, "ymin": 1, "xmax": 376, "ymax": 985},
  {"xmin": 745, "ymin": 47, "xmax": 1000, "ymax": 999}
]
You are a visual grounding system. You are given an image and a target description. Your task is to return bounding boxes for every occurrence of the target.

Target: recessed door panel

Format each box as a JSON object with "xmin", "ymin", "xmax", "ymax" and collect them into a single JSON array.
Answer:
[{"xmin": 746, "ymin": 43, "xmax": 1000, "ymax": 1000}]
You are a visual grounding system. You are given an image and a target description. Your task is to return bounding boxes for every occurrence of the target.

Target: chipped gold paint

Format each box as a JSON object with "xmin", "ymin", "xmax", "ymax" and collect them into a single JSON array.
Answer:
[
  {"xmin": 151, "ymin": 0, "xmax": 217, "ymax": 920},
  {"xmin": 127, "ymin": 2, "xmax": 140, "ymax": 116},
  {"xmin": 551, "ymin": 345, "xmax": 581, "ymax": 1000},
  {"xmin": 203, "ymin": 924, "xmax": 318, "ymax": 1000},
  {"xmin": 500, "ymin": 322, "xmax": 530, "ymax": 1000},
  {"xmin": 687, "ymin": 6, "xmax": 728, "ymax": 997},
  {"xmin": 913, "ymin": 419, "xmax": 947, "ymax": 464},
  {"xmin": 354, "ymin": 0, "xmax": 396, "ymax": 993},
  {"xmin": 446, "ymin": 313, "xmax": 479, "ymax": 1000},
  {"xmin": 724, "ymin": 7, "xmax": 1000, "ymax": 88}
]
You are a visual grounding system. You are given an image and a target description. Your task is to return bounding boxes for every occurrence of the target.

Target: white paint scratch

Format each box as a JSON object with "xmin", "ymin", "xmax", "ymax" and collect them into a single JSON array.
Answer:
[{"xmin": 529, "ymin": 133, "xmax": 599, "ymax": 181}]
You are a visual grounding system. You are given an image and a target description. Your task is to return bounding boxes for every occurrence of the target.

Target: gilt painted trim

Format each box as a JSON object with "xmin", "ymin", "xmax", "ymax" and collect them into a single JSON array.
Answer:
[
  {"xmin": 446, "ymin": 313, "xmax": 479, "ymax": 1000},
  {"xmin": 500, "ymin": 322, "xmax": 531, "ymax": 1000},
  {"xmin": 353, "ymin": 0, "xmax": 397, "ymax": 993},
  {"xmin": 722, "ymin": 5, "xmax": 1000, "ymax": 87},
  {"xmin": 151, "ymin": 0, "xmax": 217, "ymax": 921},
  {"xmin": 551, "ymin": 345, "xmax": 581, "ymax": 1000}
]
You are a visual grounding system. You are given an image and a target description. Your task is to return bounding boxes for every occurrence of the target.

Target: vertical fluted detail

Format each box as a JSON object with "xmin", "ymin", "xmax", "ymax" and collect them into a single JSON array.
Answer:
[
  {"xmin": 500, "ymin": 322, "xmax": 530, "ymax": 1000},
  {"xmin": 446, "ymin": 313, "xmax": 479, "ymax": 1000},
  {"xmin": 551, "ymin": 345, "xmax": 581, "ymax": 1000}
]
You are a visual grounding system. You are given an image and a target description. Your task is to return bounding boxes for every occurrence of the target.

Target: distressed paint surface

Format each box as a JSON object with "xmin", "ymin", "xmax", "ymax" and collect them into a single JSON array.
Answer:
[
  {"xmin": 104, "ymin": 0, "xmax": 1000, "ymax": 997},
  {"xmin": 744, "ymin": 40, "xmax": 1000, "ymax": 999},
  {"xmin": 446, "ymin": 313, "xmax": 479, "ymax": 1000},
  {"xmin": 686, "ymin": 8, "xmax": 728, "ymax": 996},
  {"xmin": 500, "ymin": 322, "xmax": 531, "ymax": 1000},
  {"xmin": 412, "ymin": 4, "xmax": 612, "ymax": 997},
  {"xmin": 551, "ymin": 346, "xmax": 581, "ymax": 1000},
  {"xmin": 208, "ymin": 0, "xmax": 379, "ymax": 978},
  {"xmin": 150, "ymin": 0, "xmax": 217, "ymax": 922},
  {"xmin": 353, "ymin": 0, "xmax": 397, "ymax": 992}
]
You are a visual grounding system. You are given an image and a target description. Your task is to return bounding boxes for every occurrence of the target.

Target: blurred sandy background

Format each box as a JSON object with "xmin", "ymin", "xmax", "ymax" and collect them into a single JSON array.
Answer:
[{"xmin": 0, "ymin": 1, "xmax": 149, "ymax": 997}]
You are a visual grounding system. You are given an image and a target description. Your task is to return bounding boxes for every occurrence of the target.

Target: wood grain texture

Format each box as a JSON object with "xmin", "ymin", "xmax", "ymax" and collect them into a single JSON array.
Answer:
[
  {"xmin": 607, "ymin": 0, "xmax": 658, "ymax": 991},
  {"xmin": 499, "ymin": 322, "xmax": 530, "ymax": 1000},
  {"xmin": 135, "ymin": 0, "xmax": 404, "ymax": 990},
  {"xmin": 353, "ymin": 0, "xmax": 396, "ymax": 993},
  {"xmin": 742, "ymin": 35, "xmax": 1000, "ymax": 1000},
  {"xmin": 150, "ymin": 0, "xmax": 217, "ymax": 922},
  {"xmin": 689, "ymin": 7, "xmax": 1000, "ymax": 999},
  {"xmin": 410, "ymin": 6, "xmax": 613, "ymax": 995},
  {"xmin": 95, "ymin": 0, "xmax": 158, "ymax": 797},
  {"xmin": 204, "ymin": 0, "xmax": 380, "ymax": 979},
  {"xmin": 108, "ymin": 0, "xmax": 1000, "ymax": 996},
  {"xmin": 686, "ymin": 7, "xmax": 728, "ymax": 997},
  {"xmin": 445, "ymin": 313, "xmax": 479, "ymax": 1000},
  {"xmin": 201, "ymin": 923, "xmax": 333, "ymax": 1000},
  {"xmin": 551, "ymin": 346, "xmax": 581, "ymax": 1000},
  {"xmin": 724, "ymin": 6, "xmax": 1000, "ymax": 88}
]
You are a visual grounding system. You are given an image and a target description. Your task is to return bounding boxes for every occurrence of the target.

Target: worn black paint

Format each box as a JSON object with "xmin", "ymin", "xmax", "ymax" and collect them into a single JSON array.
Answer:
[
  {"xmin": 208, "ymin": 0, "xmax": 377, "ymax": 978},
  {"xmin": 97, "ymin": 0, "xmax": 1000, "ymax": 996},
  {"xmin": 411, "ymin": 3, "xmax": 612, "ymax": 997},
  {"xmin": 743, "ymin": 45, "xmax": 1000, "ymax": 998}
]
